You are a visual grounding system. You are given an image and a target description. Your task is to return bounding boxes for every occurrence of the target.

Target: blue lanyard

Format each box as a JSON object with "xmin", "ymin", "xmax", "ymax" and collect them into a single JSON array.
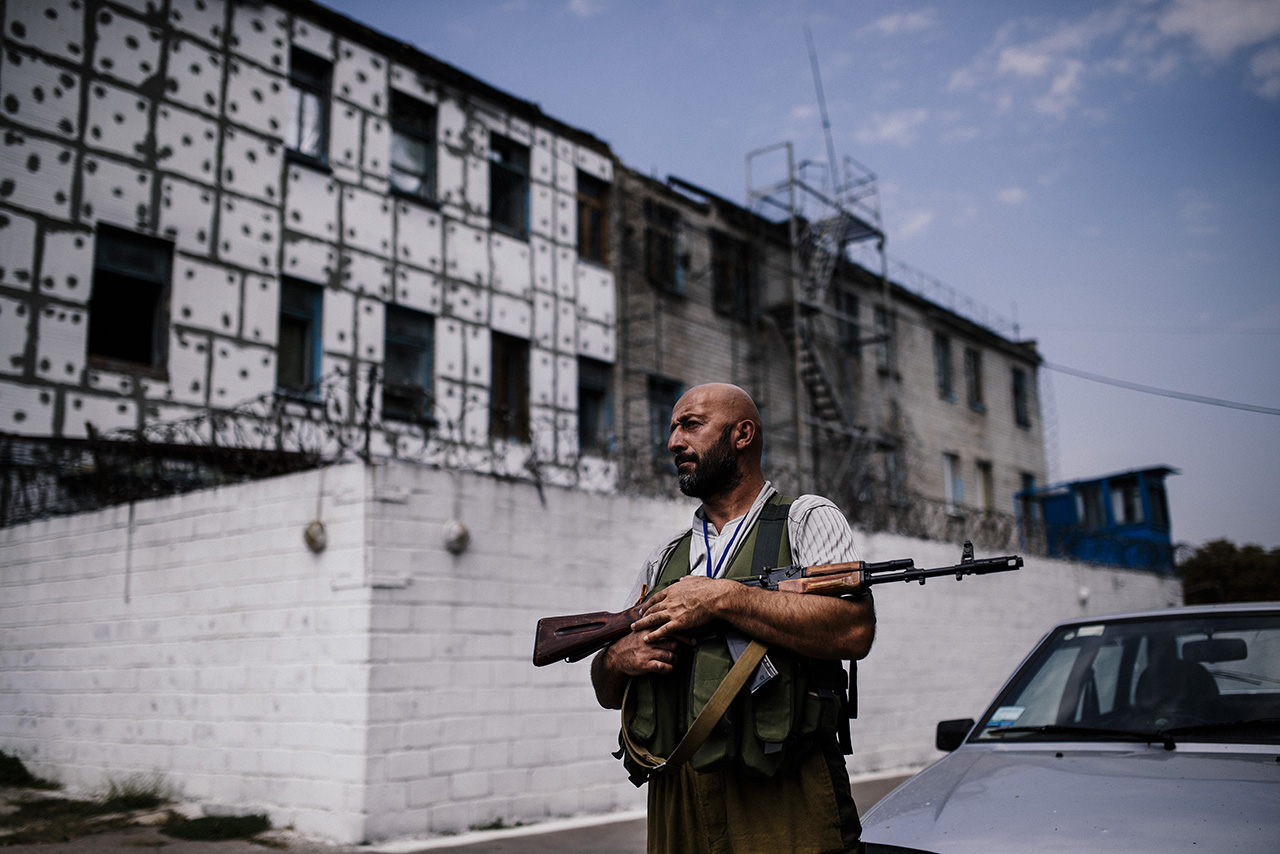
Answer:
[{"xmin": 701, "ymin": 513, "xmax": 747, "ymax": 578}]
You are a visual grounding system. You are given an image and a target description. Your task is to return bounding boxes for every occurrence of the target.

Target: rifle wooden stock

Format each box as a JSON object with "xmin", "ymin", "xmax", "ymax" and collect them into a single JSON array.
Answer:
[{"xmin": 533, "ymin": 604, "xmax": 643, "ymax": 667}]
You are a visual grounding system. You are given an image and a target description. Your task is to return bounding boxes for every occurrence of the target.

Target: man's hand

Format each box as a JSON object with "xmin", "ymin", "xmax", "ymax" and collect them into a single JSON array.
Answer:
[
  {"xmin": 632, "ymin": 575, "xmax": 741, "ymax": 643},
  {"xmin": 591, "ymin": 627, "xmax": 691, "ymax": 709}
]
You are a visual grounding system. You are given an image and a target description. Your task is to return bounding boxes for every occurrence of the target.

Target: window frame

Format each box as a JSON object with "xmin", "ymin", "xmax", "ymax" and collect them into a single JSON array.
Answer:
[
  {"xmin": 711, "ymin": 229, "xmax": 752, "ymax": 322},
  {"xmin": 576, "ymin": 171, "xmax": 609, "ymax": 265},
  {"xmin": 87, "ymin": 226, "xmax": 174, "ymax": 376},
  {"xmin": 934, "ymin": 332, "xmax": 954, "ymax": 402},
  {"xmin": 1013, "ymin": 366, "xmax": 1033, "ymax": 428},
  {"xmin": 943, "ymin": 452, "xmax": 964, "ymax": 513},
  {"xmin": 276, "ymin": 277, "xmax": 324, "ymax": 398},
  {"xmin": 976, "ymin": 460, "xmax": 994, "ymax": 513},
  {"xmin": 647, "ymin": 375, "xmax": 683, "ymax": 462},
  {"xmin": 577, "ymin": 356, "xmax": 614, "ymax": 454},
  {"xmin": 381, "ymin": 304, "xmax": 435, "ymax": 424},
  {"xmin": 489, "ymin": 134, "xmax": 530, "ymax": 239},
  {"xmin": 389, "ymin": 91, "xmax": 437, "ymax": 204},
  {"xmin": 964, "ymin": 346, "xmax": 985, "ymax": 412},
  {"xmin": 489, "ymin": 331, "xmax": 531, "ymax": 442},
  {"xmin": 644, "ymin": 200, "xmax": 682, "ymax": 295},
  {"xmin": 286, "ymin": 47, "xmax": 331, "ymax": 168}
]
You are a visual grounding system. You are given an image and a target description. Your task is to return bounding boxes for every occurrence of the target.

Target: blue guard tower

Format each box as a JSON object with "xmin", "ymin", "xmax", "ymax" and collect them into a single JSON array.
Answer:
[{"xmin": 1018, "ymin": 466, "xmax": 1178, "ymax": 573}]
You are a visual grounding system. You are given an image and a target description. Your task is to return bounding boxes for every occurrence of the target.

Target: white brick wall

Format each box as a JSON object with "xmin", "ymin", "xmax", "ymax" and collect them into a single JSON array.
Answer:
[
  {"xmin": 0, "ymin": 465, "xmax": 375, "ymax": 842},
  {"xmin": 0, "ymin": 461, "xmax": 1181, "ymax": 842}
]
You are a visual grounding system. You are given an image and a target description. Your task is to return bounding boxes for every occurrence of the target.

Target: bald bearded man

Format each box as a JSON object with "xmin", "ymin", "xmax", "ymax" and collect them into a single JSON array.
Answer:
[{"xmin": 592, "ymin": 383, "xmax": 876, "ymax": 854}]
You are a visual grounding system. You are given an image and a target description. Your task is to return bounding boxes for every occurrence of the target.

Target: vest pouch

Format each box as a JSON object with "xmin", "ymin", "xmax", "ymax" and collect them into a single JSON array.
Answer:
[
  {"xmin": 796, "ymin": 662, "xmax": 846, "ymax": 738},
  {"xmin": 686, "ymin": 638, "xmax": 737, "ymax": 772},
  {"xmin": 626, "ymin": 676, "xmax": 658, "ymax": 742},
  {"xmin": 736, "ymin": 652, "xmax": 796, "ymax": 778}
]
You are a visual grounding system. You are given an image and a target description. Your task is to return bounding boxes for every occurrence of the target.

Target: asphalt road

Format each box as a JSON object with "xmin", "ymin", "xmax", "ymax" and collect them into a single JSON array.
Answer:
[{"xmin": 1, "ymin": 773, "xmax": 912, "ymax": 854}]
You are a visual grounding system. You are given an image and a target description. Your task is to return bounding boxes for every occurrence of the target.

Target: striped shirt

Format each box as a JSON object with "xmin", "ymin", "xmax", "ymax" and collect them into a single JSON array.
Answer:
[{"xmin": 627, "ymin": 482, "xmax": 861, "ymax": 603}]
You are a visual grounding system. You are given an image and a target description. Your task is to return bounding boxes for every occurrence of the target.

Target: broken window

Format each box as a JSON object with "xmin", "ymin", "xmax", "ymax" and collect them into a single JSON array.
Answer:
[
  {"xmin": 490, "ymin": 332, "xmax": 530, "ymax": 442},
  {"xmin": 964, "ymin": 346, "xmax": 985, "ymax": 411},
  {"xmin": 647, "ymin": 375, "xmax": 682, "ymax": 461},
  {"xmin": 644, "ymin": 200, "xmax": 681, "ymax": 294},
  {"xmin": 1012, "ymin": 366, "xmax": 1032, "ymax": 428},
  {"xmin": 87, "ymin": 226, "xmax": 173, "ymax": 372},
  {"xmin": 390, "ymin": 92, "xmax": 436, "ymax": 202},
  {"xmin": 835, "ymin": 286, "xmax": 859, "ymax": 351},
  {"xmin": 382, "ymin": 305, "xmax": 434, "ymax": 423},
  {"xmin": 489, "ymin": 135, "xmax": 529, "ymax": 238},
  {"xmin": 286, "ymin": 48, "xmax": 330, "ymax": 164},
  {"xmin": 976, "ymin": 460, "xmax": 994, "ymax": 513},
  {"xmin": 577, "ymin": 171, "xmax": 609, "ymax": 265},
  {"xmin": 577, "ymin": 356, "xmax": 613, "ymax": 454},
  {"xmin": 711, "ymin": 230, "xmax": 751, "ymax": 321},
  {"xmin": 934, "ymin": 332, "xmax": 954, "ymax": 401},
  {"xmin": 276, "ymin": 278, "xmax": 323, "ymax": 396},
  {"xmin": 873, "ymin": 306, "xmax": 893, "ymax": 372},
  {"xmin": 943, "ymin": 452, "xmax": 964, "ymax": 512}
]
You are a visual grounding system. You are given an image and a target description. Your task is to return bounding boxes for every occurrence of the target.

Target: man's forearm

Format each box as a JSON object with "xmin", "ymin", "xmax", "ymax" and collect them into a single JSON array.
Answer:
[
  {"xmin": 721, "ymin": 585, "xmax": 875, "ymax": 660},
  {"xmin": 635, "ymin": 575, "xmax": 875, "ymax": 661}
]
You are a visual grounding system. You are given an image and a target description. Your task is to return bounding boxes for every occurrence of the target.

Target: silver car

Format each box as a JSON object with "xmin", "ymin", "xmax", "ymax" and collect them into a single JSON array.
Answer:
[{"xmin": 860, "ymin": 602, "xmax": 1280, "ymax": 853}]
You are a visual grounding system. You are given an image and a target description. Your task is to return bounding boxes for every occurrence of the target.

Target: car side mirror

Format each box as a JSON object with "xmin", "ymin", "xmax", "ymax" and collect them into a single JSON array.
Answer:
[{"xmin": 936, "ymin": 718, "xmax": 975, "ymax": 752}]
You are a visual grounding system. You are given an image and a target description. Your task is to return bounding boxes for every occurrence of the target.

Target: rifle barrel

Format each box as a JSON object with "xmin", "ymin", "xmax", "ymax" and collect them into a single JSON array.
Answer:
[{"xmin": 866, "ymin": 555, "xmax": 1023, "ymax": 586}]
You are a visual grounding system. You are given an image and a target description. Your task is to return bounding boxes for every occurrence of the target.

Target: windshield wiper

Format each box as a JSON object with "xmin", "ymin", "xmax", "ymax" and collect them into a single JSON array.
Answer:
[
  {"xmin": 984, "ymin": 724, "xmax": 1176, "ymax": 750},
  {"xmin": 1160, "ymin": 718, "xmax": 1280, "ymax": 741}
]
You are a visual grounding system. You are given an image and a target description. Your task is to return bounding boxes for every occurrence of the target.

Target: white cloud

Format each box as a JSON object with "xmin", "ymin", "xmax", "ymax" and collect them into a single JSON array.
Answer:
[
  {"xmin": 997, "ymin": 186, "xmax": 1029, "ymax": 204},
  {"xmin": 998, "ymin": 46, "xmax": 1053, "ymax": 77},
  {"xmin": 854, "ymin": 109, "xmax": 929, "ymax": 146},
  {"xmin": 1157, "ymin": 0, "xmax": 1280, "ymax": 60},
  {"xmin": 897, "ymin": 209, "xmax": 936, "ymax": 239},
  {"xmin": 567, "ymin": 0, "xmax": 605, "ymax": 18},
  {"xmin": 1033, "ymin": 58, "xmax": 1086, "ymax": 116},
  {"xmin": 948, "ymin": 0, "xmax": 1280, "ymax": 120},
  {"xmin": 865, "ymin": 9, "xmax": 939, "ymax": 36},
  {"xmin": 1249, "ymin": 43, "xmax": 1280, "ymax": 97}
]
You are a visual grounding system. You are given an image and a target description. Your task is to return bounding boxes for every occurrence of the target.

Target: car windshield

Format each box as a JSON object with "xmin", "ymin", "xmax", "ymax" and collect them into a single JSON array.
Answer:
[{"xmin": 975, "ymin": 610, "xmax": 1280, "ymax": 744}]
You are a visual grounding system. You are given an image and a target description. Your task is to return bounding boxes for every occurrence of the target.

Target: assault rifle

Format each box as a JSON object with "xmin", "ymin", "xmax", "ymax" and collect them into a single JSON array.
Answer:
[{"xmin": 533, "ymin": 541, "xmax": 1023, "ymax": 666}]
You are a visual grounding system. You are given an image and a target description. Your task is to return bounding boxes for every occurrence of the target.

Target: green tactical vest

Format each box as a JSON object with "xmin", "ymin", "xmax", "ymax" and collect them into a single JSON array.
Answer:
[{"xmin": 620, "ymin": 495, "xmax": 848, "ymax": 784}]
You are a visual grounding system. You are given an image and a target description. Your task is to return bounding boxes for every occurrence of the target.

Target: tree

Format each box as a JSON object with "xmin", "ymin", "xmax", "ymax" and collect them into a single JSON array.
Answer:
[{"xmin": 1180, "ymin": 539, "xmax": 1280, "ymax": 604}]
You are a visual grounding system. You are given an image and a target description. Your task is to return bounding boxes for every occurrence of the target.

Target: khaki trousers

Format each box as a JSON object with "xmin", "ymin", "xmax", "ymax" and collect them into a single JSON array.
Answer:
[{"xmin": 645, "ymin": 744, "xmax": 863, "ymax": 854}]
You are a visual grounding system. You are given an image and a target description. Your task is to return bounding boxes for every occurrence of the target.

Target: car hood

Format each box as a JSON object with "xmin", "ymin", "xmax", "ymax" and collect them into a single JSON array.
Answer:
[{"xmin": 860, "ymin": 743, "xmax": 1280, "ymax": 853}]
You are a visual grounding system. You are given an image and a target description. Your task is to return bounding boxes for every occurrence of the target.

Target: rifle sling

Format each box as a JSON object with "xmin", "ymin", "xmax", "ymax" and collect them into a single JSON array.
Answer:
[{"xmin": 620, "ymin": 638, "xmax": 768, "ymax": 772}]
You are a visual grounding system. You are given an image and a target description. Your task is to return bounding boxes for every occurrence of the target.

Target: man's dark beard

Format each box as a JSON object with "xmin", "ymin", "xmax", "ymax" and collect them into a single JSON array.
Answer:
[{"xmin": 676, "ymin": 424, "xmax": 743, "ymax": 498}]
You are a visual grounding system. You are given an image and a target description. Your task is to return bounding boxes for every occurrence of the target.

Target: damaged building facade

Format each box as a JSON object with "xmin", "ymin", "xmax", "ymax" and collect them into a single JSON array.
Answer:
[
  {"xmin": 1, "ymin": 0, "xmax": 618, "ymax": 508},
  {"xmin": 0, "ymin": 0, "xmax": 1046, "ymax": 534},
  {"xmin": 612, "ymin": 161, "xmax": 1047, "ymax": 550},
  {"xmin": 0, "ymin": 0, "xmax": 1096, "ymax": 845}
]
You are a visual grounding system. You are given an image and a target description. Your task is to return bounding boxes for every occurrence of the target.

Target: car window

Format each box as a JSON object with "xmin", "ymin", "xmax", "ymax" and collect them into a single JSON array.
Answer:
[{"xmin": 975, "ymin": 612, "xmax": 1280, "ymax": 743}]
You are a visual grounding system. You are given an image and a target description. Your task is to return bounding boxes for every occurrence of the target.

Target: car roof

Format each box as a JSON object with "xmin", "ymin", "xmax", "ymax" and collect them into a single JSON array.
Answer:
[{"xmin": 1052, "ymin": 601, "xmax": 1280, "ymax": 630}]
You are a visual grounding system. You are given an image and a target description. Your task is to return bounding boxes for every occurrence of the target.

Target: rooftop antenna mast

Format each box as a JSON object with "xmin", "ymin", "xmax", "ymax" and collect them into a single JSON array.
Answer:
[{"xmin": 805, "ymin": 24, "xmax": 841, "ymax": 194}]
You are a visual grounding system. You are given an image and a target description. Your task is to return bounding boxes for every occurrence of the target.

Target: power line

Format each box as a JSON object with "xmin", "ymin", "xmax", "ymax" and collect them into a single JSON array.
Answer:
[{"xmin": 1043, "ymin": 362, "xmax": 1280, "ymax": 416}]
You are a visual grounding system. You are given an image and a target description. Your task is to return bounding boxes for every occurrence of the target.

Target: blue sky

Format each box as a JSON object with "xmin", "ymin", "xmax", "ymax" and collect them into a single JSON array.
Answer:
[{"xmin": 321, "ymin": 0, "xmax": 1280, "ymax": 550}]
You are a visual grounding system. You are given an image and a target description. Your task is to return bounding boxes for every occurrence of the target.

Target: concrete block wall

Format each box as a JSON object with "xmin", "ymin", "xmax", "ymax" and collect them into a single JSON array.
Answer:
[
  {"xmin": 0, "ymin": 461, "xmax": 1181, "ymax": 842},
  {"xmin": 357, "ymin": 461, "xmax": 687, "ymax": 838},
  {"xmin": 0, "ymin": 464, "xmax": 376, "ymax": 842}
]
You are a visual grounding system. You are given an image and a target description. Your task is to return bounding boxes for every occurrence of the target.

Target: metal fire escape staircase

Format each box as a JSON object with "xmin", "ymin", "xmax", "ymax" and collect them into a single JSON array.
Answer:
[{"xmin": 747, "ymin": 143, "xmax": 888, "ymax": 499}]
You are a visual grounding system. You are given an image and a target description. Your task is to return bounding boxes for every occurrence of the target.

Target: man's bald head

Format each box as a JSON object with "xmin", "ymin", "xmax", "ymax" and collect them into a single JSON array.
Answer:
[{"xmin": 671, "ymin": 383, "xmax": 764, "ymax": 469}]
